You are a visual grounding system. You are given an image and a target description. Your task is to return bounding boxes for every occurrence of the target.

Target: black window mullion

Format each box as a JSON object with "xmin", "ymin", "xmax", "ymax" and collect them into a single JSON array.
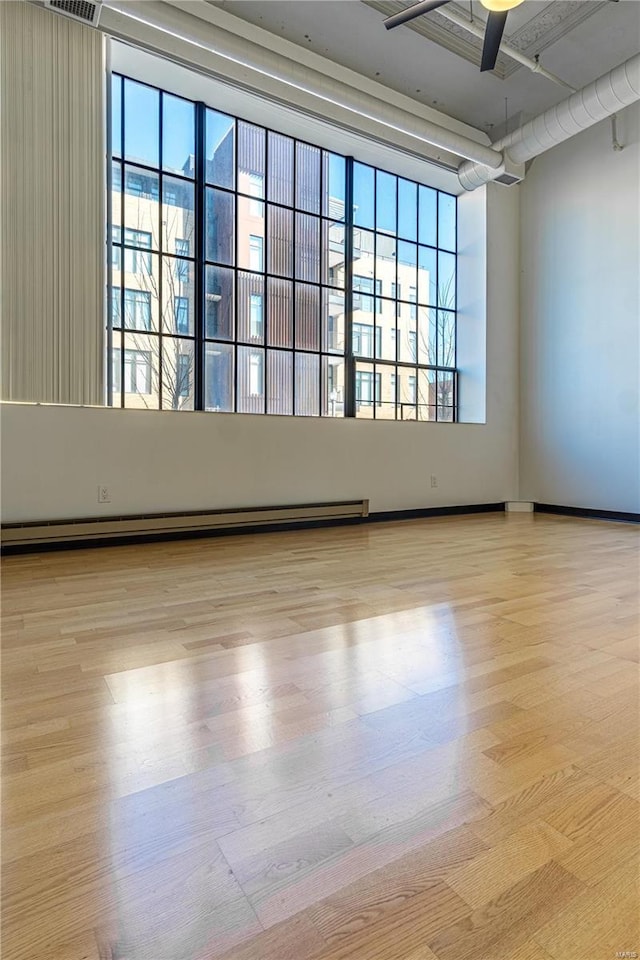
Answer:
[
  {"xmin": 158, "ymin": 90, "xmax": 164, "ymax": 411},
  {"xmin": 265, "ymin": 134, "xmax": 272, "ymax": 416},
  {"xmin": 344, "ymin": 156, "xmax": 355, "ymax": 418},
  {"xmin": 194, "ymin": 101, "xmax": 206, "ymax": 411},
  {"xmin": 120, "ymin": 85, "xmax": 125, "ymax": 408},
  {"xmin": 233, "ymin": 118, "xmax": 239, "ymax": 414}
]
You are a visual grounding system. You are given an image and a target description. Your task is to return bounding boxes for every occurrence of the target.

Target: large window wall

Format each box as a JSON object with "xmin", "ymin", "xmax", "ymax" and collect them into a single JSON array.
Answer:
[{"xmin": 108, "ymin": 75, "xmax": 457, "ymax": 420}]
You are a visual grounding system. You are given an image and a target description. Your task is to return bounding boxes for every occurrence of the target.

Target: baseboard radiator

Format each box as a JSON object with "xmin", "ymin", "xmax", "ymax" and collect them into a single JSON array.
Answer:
[{"xmin": 1, "ymin": 500, "xmax": 370, "ymax": 548}]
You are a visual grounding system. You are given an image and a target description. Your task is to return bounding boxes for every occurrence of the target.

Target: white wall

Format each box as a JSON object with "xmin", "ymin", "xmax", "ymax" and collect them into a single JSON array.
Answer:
[{"xmin": 519, "ymin": 103, "xmax": 640, "ymax": 514}]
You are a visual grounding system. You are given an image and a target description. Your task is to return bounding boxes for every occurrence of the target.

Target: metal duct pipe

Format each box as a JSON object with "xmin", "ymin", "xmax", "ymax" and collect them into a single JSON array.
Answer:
[{"xmin": 458, "ymin": 53, "xmax": 640, "ymax": 190}]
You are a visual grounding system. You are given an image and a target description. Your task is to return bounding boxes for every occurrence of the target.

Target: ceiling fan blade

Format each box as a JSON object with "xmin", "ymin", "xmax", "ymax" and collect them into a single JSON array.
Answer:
[
  {"xmin": 480, "ymin": 9, "xmax": 508, "ymax": 72},
  {"xmin": 384, "ymin": 0, "xmax": 452, "ymax": 31}
]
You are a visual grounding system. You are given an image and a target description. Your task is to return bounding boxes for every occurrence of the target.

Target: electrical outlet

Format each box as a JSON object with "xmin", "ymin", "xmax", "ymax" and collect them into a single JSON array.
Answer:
[
  {"xmin": 430, "ymin": 475, "xmax": 438, "ymax": 489},
  {"xmin": 97, "ymin": 485, "xmax": 111, "ymax": 504}
]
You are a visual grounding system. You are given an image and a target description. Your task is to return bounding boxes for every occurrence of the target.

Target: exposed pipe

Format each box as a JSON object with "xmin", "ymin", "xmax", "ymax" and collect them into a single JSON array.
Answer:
[
  {"xmin": 458, "ymin": 53, "xmax": 640, "ymax": 189},
  {"xmin": 436, "ymin": 5, "xmax": 576, "ymax": 93}
]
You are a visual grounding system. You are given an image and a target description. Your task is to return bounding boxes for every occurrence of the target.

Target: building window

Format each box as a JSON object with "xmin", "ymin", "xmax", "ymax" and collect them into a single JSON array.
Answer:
[
  {"xmin": 174, "ymin": 296, "xmax": 189, "ymax": 334},
  {"xmin": 108, "ymin": 74, "xmax": 456, "ymax": 419},
  {"xmin": 249, "ymin": 351, "xmax": 263, "ymax": 395},
  {"xmin": 355, "ymin": 370, "xmax": 381, "ymax": 406},
  {"xmin": 249, "ymin": 294, "xmax": 263, "ymax": 339},
  {"xmin": 248, "ymin": 173, "xmax": 264, "ymax": 217},
  {"xmin": 409, "ymin": 285, "xmax": 417, "ymax": 322},
  {"xmin": 249, "ymin": 235, "xmax": 263, "ymax": 271},
  {"xmin": 124, "ymin": 289, "xmax": 151, "ymax": 330},
  {"xmin": 353, "ymin": 275, "xmax": 375, "ymax": 313},
  {"xmin": 112, "ymin": 349, "xmax": 152, "ymax": 395},
  {"xmin": 177, "ymin": 353, "xmax": 191, "ymax": 398},
  {"xmin": 112, "ymin": 227, "xmax": 152, "ymax": 274},
  {"xmin": 353, "ymin": 322, "xmax": 382, "ymax": 359},
  {"xmin": 175, "ymin": 239, "xmax": 190, "ymax": 283}
]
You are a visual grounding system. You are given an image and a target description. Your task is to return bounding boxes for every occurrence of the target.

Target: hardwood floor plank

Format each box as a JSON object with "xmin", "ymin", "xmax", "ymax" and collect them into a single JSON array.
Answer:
[
  {"xmin": 427, "ymin": 861, "xmax": 585, "ymax": 960},
  {"xmin": 1, "ymin": 514, "xmax": 638, "ymax": 960}
]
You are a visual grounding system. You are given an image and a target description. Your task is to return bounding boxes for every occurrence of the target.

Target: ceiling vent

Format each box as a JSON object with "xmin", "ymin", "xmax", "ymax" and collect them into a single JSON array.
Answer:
[
  {"xmin": 495, "ymin": 172, "xmax": 523, "ymax": 186},
  {"xmin": 44, "ymin": 0, "xmax": 102, "ymax": 27}
]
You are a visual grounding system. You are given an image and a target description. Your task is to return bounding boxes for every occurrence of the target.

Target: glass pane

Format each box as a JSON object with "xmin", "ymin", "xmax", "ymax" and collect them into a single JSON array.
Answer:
[
  {"xmin": 376, "ymin": 170, "xmax": 397, "ymax": 235},
  {"xmin": 323, "ymin": 153, "xmax": 345, "ymax": 219},
  {"xmin": 206, "ymin": 188, "xmax": 235, "ymax": 265},
  {"xmin": 109, "ymin": 279, "xmax": 122, "ymax": 330},
  {"xmin": 323, "ymin": 288, "xmax": 344, "ymax": 354},
  {"xmin": 438, "ymin": 251, "xmax": 456, "ymax": 309},
  {"xmin": 353, "ymin": 162, "xmax": 374, "ymax": 229},
  {"xmin": 238, "ymin": 196, "xmax": 265, "ymax": 271},
  {"xmin": 205, "ymin": 342, "xmax": 234, "ymax": 412},
  {"xmin": 296, "ymin": 283, "xmax": 320, "ymax": 351},
  {"xmin": 398, "ymin": 304, "xmax": 417, "ymax": 364},
  {"xmin": 355, "ymin": 361, "xmax": 376, "ymax": 419},
  {"xmin": 397, "ymin": 241, "xmax": 417, "ymax": 302},
  {"xmin": 295, "ymin": 353, "xmax": 319, "ymax": 417},
  {"xmin": 398, "ymin": 179, "xmax": 417, "ymax": 242},
  {"xmin": 376, "ymin": 234, "xmax": 396, "ymax": 298},
  {"xmin": 163, "ymin": 94, "xmax": 195, "ymax": 178},
  {"xmin": 295, "ymin": 213, "xmax": 320, "ymax": 282},
  {"xmin": 238, "ymin": 346, "xmax": 265, "ymax": 414},
  {"xmin": 296, "ymin": 142, "xmax": 321, "ymax": 213},
  {"xmin": 419, "ymin": 184, "xmax": 437, "ymax": 247},
  {"xmin": 111, "ymin": 161, "xmax": 122, "ymax": 229},
  {"xmin": 267, "ymin": 131, "xmax": 294, "ymax": 206},
  {"xmin": 438, "ymin": 310, "xmax": 456, "ymax": 368},
  {"xmin": 377, "ymin": 364, "xmax": 397, "ymax": 420},
  {"xmin": 116, "ymin": 331, "xmax": 160, "ymax": 409},
  {"xmin": 237, "ymin": 122, "xmax": 265, "ymax": 198},
  {"xmin": 119, "ymin": 254, "xmax": 159, "ymax": 332},
  {"xmin": 322, "ymin": 221, "xmax": 345, "ymax": 288},
  {"xmin": 162, "ymin": 177, "xmax": 195, "ymax": 255},
  {"xmin": 237, "ymin": 272, "xmax": 264, "ymax": 344},
  {"xmin": 124, "ymin": 166, "xmax": 159, "ymax": 252},
  {"xmin": 437, "ymin": 370, "xmax": 455, "ymax": 418},
  {"xmin": 162, "ymin": 256, "xmax": 195, "ymax": 336},
  {"xmin": 438, "ymin": 192, "xmax": 456, "ymax": 252},
  {"xmin": 124, "ymin": 79, "xmax": 159, "ymax": 168},
  {"xmin": 418, "ymin": 245, "xmax": 437, "ymax": 306},
  {"xmin": 353, "ymin": 228, "xmax": 374, "ymax": 289},
  {"xmin": 206, "ymin": 110, "xmax": 235, "ymax": 189},
  {"xmin": 353, "ymin": 316, "xmax": 375, "ymax": 359},
  {"xmin": 267, "ymin": 205, "xmax": 293, "ymax": 277},
  {"xmin": 322, "ymin": 356, "xmax": 345, "ymax": 417},
  {"xmin": 398, "ymin": 367, "xmax": 418, "ymax": 421},
  {"xmin": 162, "ymin": 338, "xmax": 195, "ymax": 410},
  {"xmin": 418, "ymin": 305, "xmax": 437, "ymax": 366},
  {"xmin": 205, "ymin": 265, "xmax": 234, "ymax": 341},
  {"xmin": 376, "ymin": 298, "xmax": 397, "ymax": 361},
  {"xmin": 417, "ymin": 369, "xmax": 436, "ymax": 421},
  {"xmin": 111, "ymin": 74, "xmax": 122, "ymax": 158},
  {"xmin": 268, "ymin": 278, "xmax": 293, "ymax": 347},
  {"xmin": 267, "ymin": 349, "xmax": 293, "ymax": 415}
]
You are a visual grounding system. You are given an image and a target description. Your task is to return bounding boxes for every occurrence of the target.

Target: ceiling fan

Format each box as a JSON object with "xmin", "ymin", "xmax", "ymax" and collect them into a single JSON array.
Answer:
[{"xmin": 384, "ymin": 0, "xmax": 525, "ymax": 73}]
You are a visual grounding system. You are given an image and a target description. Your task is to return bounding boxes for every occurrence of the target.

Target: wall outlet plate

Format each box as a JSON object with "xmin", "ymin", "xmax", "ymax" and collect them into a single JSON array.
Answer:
[{"xmin": 98, "ymin": 485, "xmax": 111, "ymax": 503}]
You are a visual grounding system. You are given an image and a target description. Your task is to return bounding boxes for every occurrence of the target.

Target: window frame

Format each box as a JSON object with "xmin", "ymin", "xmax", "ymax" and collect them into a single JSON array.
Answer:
[{"xmin": 108, "ymin": 72, "xmax": 457, "ymax": 421}]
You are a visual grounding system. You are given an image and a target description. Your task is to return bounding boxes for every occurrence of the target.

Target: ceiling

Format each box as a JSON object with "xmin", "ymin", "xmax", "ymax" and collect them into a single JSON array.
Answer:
[{"xmin": 209, "ymin": 0, "xmax": 640, "ymax": 134}]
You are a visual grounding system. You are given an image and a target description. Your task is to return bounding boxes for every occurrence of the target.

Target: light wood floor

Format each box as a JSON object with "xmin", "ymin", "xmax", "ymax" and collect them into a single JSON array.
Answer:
[{"xmin": 1, "ymin": 512, "xmax": 639, "ymax": 960}]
